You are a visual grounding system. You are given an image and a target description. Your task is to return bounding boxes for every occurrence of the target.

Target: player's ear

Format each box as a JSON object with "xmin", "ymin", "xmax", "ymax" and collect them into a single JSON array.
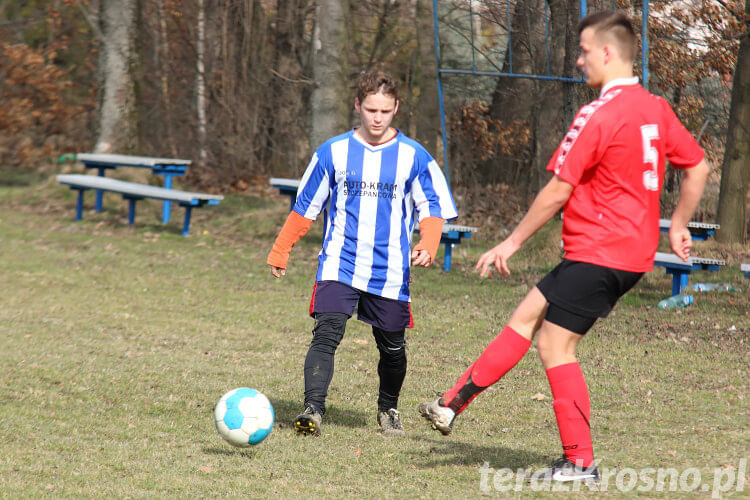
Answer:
[
  {"xmin": 393, "ymin": 99, "xmax": 399, "ymax": 115},
  {"xmin": 354, "ymin": 97, "xmax": 361, "ymax": 113}
]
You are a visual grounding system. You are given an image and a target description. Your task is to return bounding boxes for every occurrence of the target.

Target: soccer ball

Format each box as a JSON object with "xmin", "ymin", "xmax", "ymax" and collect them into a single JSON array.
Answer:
[{"xmin": 214, "ymin": 388, "xmax": 275, "ymax": 447}]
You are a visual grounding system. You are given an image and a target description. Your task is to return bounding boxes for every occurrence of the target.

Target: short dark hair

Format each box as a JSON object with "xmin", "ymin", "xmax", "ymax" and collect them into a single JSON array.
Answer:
[
  {"xmin": 356, "ymin": 71, "xmax": 398, "ymax": 103},
  {"xmin": 578, "ymin": 10, "xmax": 637, "ymax": 62}
]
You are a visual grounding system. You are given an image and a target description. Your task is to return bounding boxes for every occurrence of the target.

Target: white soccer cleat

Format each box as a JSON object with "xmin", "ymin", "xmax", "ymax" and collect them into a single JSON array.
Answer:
[{"xmin": 418, "ymin": 399, "xmax": 455, "ymax": 435}]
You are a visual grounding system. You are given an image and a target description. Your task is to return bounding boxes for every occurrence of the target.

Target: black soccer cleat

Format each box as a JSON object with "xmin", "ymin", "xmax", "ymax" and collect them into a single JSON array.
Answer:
[
  {"xmin": 377, "ymin": 408, "xmax": 405, "ymax": 436},
  {"xmin": 294, "ymin": 405, "xmax": 322, "ymax": 436},
  {"xmin": 548, "ymin": 456, "xmax": 600, "ymax": 483}
]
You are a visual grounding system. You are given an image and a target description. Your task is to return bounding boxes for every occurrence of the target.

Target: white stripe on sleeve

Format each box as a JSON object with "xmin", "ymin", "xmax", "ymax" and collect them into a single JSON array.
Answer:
[
  {"xmin": 302, "ymin": 174, "xmax": 330, "ymax": 220},
  {"xmin": 298, "ymin": 152, "xmax": 319, "ymax": 188},
  {"xmin": 427, "ymin": 160, "xmax": 458, "ymax": 219},
  {"xmin": 411, "ymin": 176, "xmax": 430, "ymax": 222}
]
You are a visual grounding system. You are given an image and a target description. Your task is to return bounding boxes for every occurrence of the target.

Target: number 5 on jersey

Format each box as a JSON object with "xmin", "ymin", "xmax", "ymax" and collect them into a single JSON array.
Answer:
[{"xmin": 640, "ymin": 124, "xmax": 659, "ymax": 191}]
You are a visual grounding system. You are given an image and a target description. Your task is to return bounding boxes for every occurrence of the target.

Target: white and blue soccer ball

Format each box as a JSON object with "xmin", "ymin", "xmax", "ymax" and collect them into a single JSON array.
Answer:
[{"xmin": 214, "ymin": 388, "xmax": 274, "ymax": 447}]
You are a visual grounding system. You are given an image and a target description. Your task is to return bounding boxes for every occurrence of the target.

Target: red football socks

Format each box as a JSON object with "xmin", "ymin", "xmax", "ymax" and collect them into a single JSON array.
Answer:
[
  {"xmin": 546, "ymin": 362, "xmax": 594, "ymax": 468},
  {"xmin": 441, "ymin": 326, "xmax": 531, "ymax": 414}
]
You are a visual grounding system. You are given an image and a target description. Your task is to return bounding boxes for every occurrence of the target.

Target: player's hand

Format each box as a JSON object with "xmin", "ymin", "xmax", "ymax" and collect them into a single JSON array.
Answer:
[
  {"xmin": 411, "ymin": 249, "xmax": 432, "ymax": 267},
  {"xmin": 668, "ymin": 226, "xmax": 692, "ymax": 262},
  {"xmin": 475, "ymin": 239, "xmax": 518, "ymax": 278},
  {"xmin": 269, "ymin": 265, "xmax": 287, "ymax": 278}
]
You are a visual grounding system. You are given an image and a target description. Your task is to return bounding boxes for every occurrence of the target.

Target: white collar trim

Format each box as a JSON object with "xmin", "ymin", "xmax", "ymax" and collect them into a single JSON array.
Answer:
[
  {"xmin": 600, "ymin": 77, "xmax": 639, "ymax": 97},
  {"xmin": 352, "ymin": 128, "xmax": 399, "ymax": 150}
]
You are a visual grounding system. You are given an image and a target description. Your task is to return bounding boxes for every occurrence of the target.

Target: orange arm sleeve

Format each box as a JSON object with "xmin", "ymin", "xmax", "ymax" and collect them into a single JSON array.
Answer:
[
  {"xmin": 267, "ymin": 211, "xmax": 314, "ymax": 269},
  {"xmin": 413, "ymin": 216, "xmax": 444, "ymax": 264}
]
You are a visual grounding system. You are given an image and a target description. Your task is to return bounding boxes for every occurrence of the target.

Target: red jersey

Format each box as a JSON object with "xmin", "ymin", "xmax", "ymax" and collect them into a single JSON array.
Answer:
[{"xmin": 547, "ymin": 78, "xmax": 704, "ymax": 272}]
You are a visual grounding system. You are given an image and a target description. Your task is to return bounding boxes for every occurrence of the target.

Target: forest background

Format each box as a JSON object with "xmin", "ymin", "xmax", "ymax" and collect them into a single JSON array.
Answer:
[{"xmin": 0, "ymin": 0, "xmax": 747, "ymax": 243}]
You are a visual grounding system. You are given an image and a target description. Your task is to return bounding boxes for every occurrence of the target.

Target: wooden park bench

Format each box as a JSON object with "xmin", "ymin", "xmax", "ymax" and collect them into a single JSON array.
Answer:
[
  {"xmin": 270, "ymin": 177, "xmax": 477, "ymax": 271},
  {"xmin": 653, "ymin": 251, "xmax": 726, "ymax": 296},
  {"xmin": 57, "ymin": 174, "xmax": 222, "ymax": 236}
]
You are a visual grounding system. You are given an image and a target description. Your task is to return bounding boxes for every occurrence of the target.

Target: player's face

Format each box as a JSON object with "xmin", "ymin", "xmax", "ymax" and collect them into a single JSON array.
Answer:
[
  {"xmin": 355, "ymin": 91, "xmax": 399, "ymax": 144},
  {"xmin": 577, "ymin": 27, "xmax": 606, "ymax": 88}
]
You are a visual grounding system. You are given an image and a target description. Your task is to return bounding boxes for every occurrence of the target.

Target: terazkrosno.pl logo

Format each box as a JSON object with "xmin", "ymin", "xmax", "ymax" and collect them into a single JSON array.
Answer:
[{"xmin": 479, "ymin": 459, "xmax": 746, "ymax": 498}]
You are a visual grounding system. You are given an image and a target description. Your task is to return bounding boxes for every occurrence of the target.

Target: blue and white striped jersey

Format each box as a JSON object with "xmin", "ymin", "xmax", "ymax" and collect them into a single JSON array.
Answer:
[{"xmin": 294, "ymin": 129, "xmax": 458, "ymax": 302}]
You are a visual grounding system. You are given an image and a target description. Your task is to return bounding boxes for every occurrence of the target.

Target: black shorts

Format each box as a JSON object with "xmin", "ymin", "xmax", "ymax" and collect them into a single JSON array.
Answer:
[
  {"xmin": 309, "ymin": 281, "xmax": 413, "ymax": 331},
  {"xmin": 536, "ymin": 260, "xmax": 643, "ymax": 334}
]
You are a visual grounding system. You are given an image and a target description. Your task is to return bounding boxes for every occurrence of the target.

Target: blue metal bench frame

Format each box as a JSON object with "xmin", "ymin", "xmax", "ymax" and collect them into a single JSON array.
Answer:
[
  {"xmin": 270, "ymin": 178, "xmax": 300, "ymax": 211},
  {"xmin": 441, "ymin": 226, "xmax": 475, "ymax": 272},
  {"xmin": 58, "ymin": 175, "xmax": 221, "ymax": 236},
  {"xmin": 414, "ymin": 224, "xmax": 477, "ymax": 271},
  {"xmin": 653, "ymin": 252, "xmax": 726, "ymax": 296}
]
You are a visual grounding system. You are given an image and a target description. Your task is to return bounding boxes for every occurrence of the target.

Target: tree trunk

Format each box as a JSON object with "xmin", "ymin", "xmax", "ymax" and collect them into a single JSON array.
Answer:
[
  {"xmin": 0, "ymin": 0, "xmax": 9, "ymax": 22},
  {"xmin": 485, "ymin": 1, "xmax": 587, "ymax": 195},
  {"xmin": 716, "ymin": 3, "xmax": 750, "ymax": 244},
  {"xmin": 156, "ymin": 0, "xmax": 177, "ymax": 157},
  {"xmin": 561, "ymin": 1, "xmax": 583, "ymax": 129},
  {"xmin": 196, "ymin": 0, "xmax": 208, "ymax": 166},
  {"xmin": 95, "ymin": 0, "xmax": 138, "ymax": 154},
  {"xmin": 415, "ymin": 0, "xmax": 439, "ymax": 155},
  {"xmin": 529, "ymin": 0, "xmax": 567, "ymax": 194},
  {"xmin": 489, "ymin": 0, "xmax": 540, "ymax": 124},
  {"xmin": 487, "ymin": 0, "xmax": 548, "ymax": 190},
  {"xmin": 310, "ymin": 0, "xmax": 350, "ymax": 148}
]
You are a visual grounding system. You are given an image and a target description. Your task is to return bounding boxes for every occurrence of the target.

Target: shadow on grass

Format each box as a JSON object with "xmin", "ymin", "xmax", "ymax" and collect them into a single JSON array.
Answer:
[
  {"xmin": 269, "ymin": 398, "xmax": 369, "ymax": 429},
  {"xmin": 410, "ymin": 435, "xmax": 548, "ymax": 470},
  {"xmin": 202, "ymin": 446, "xmax": 256, "ymax": 457}
]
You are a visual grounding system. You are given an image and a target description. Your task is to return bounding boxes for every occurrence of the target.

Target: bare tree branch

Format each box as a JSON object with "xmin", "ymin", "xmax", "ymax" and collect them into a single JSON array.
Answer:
[
  {"xmin": 269, "ymin": 68, "xmax": 314, "ymax": 84},
  {"xmin": 0, "ymin": 0, "xmax": 10, "ymax": 22},
  {"xmin": 0, "ymin": 16, "xmax": 45, "ymax": 28},
  {"xmin": 77, "ymin": 1, "xmax": 104, "ymax": 42},
  {"xmin": 365, "ymin": 1, "xmax": 391, "ymax": 71}
]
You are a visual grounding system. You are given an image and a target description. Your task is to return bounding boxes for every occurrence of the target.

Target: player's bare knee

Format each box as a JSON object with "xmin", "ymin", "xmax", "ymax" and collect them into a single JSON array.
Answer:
[
  {"xmin": 508, "ymin": 287, "xmax": 548, "ymax": 337},
  {"xmin": 536, "ymin": 328, "xmax": 578, "ymax": 367},
  {"xmin": 535, "ymin": 335, "xmax": 558, "ymax": 365}
]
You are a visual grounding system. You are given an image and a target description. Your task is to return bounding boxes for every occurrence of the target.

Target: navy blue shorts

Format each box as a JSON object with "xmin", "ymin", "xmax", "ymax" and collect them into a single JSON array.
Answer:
[{"xmin": 309, "ymin": 281, "xmax": 413, "ymax": 331}]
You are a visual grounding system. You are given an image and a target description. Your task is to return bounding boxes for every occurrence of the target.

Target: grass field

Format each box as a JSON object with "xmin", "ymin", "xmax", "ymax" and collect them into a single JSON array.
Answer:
[{"xmin": 0, "ymin": 173, "xmax": 748, "ymax": 497}]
